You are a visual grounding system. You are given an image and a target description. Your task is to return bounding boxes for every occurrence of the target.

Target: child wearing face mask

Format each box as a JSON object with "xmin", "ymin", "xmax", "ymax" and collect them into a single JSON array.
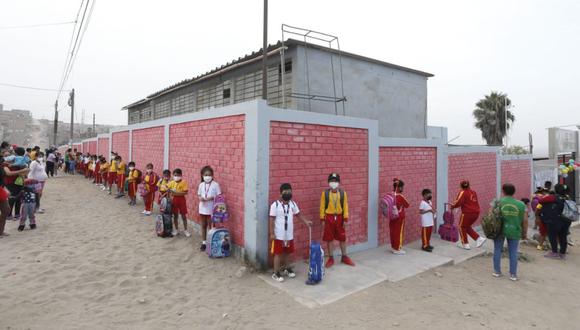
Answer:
[
  {"xmin": 419, "ymin": 188, "xmax": 436, "ymax": 252},
  {"xmin": 167, "ymin": 168, "xmax": 190, "ymax": 237},
  {"xmin": 320, "ymin": 173, "xmax": 355, "ymax": 268},
  {"xmin": 142, "ymin": 163, "xmax": 159, "ymax": 216},
  {"xmin": 126, "ymin": 161, "xmax": 139, "ymax": 206},
  {"xmin": 390, "ymin": 178, "xmax": 410, "ymax": 255},
  {"xmin": 269, "ymin": 183, "xmax": 312, "ymax": 282},
  {"xmin": 197, "ymin": 166, "xmax": 222, "ymax": 251},
  {"xmin": 114, "ymin": 156, "xmax": 126, "ymax": 198},
  {"xmin": 157, "ymin": 170, "xmax": 172, "ymax": 204}
]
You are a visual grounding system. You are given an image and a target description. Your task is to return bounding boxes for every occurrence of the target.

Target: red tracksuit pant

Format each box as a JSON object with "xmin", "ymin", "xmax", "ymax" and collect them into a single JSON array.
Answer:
[
  {"xmin": 143, "ymin": 192, "xmax": 155, "ymax": 211},
  {"xmin": 389, "ymin": 217, "xmax": 406, "ymax": 250},
  {"xmin": 117, "ymin": 174, "xmax": 125, "ymax": 193},
  {"xmin": 128, "ymin": 182, "xmax": 137, "ymax": 199},
  {"xmin": 422, "ymin": 226, "xmax": 433, "ymax": 248},
  {"xmin": 459, "ymin": 212, "xmax": 480, "ymax": 244}
]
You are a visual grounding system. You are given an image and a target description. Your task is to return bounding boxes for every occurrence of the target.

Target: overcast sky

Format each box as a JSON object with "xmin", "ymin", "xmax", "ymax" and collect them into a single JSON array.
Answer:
[{"xmin": 1, "ymin": 0, "xmax": 579, "ymax": 156}]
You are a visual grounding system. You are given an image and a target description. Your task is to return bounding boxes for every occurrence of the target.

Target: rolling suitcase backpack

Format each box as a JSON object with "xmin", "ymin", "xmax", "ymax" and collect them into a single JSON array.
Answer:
[
  {"xmin": 155, "ymin": 196, "xmax": 173, "ymax": 238},
  {"xmin": 207, "ymin": 227, "xmax": 231, "ymax": 258},
  {"xmin": 438, "ymin": 203, "xmax": 459, "ymax": 242},
  {"xmin": 306, "ymin": 226, "xmax": 325, "ymax": 285}
]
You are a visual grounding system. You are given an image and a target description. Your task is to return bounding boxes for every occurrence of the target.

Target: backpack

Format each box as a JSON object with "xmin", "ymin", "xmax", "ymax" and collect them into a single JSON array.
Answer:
[
  {"xmin": 211, "ymin": 195, "xmax": 229, "ymax": 224},
  {"xmin": 324, "ymin": 189, "xmax": 345, "ymax": 215},
  {"xmin": 160, "ymin": 196, "xmax": 172, "ymax": 215},
  {"xmin": 482, "ymin": 200, "xmax": 503, "ymax": 239},
  {"xmin": 539, "ymin": 198, "xmax": 564, "ymax": 225},
  {"xmin": 531, "ymin": 195, "xmax": 541, "ymax": 212},
  {"xmin": 306, "ymin": 226, "xmax": 324, "ymax": 285},
  {"xmin": 562, "ymin": 199, "xmax": 579, "ymax": 222},
  {"xmin": 380, "ymin": 192, "xmax": 399, "ymax": 221},
  {"xmin": 438, "ymin": 203, "xmax": 459, "ymax": 242},
  {"xmin": 135, "ymin": 169, "xmax": 143, "ymax": 184}
]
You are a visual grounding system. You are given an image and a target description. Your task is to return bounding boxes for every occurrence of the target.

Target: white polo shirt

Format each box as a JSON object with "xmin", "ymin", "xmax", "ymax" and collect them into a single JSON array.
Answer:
[
  {"xmin": 197, "ymin": 181, "xmax": 222, "ymax": 215},
  {"xmin": 420, "ymin": 200, "xmax": 434, "ymax": 227},
  {"xmin": 269, "ymin": 200, "xmax": 300, "ymax": 241}
]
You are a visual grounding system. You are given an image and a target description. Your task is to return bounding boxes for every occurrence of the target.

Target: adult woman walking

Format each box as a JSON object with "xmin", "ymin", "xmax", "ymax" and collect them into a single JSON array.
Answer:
[
  {"xmin": 450, "ymin": 179, "xmax": 487, "ymax": 249},
  {"xmin": 29, "ymin": 152, "xmax": 48, "ymax": 213},
  {"xmin": 0, "ymin": 154, "xmax": 29, "ymax": 235},
  {"xmin": 537, "ymin": 184, "xmax": 571, "ymax": 259},
  {"xmin": 46, "ymin": 149, "xmax": 56, "ymax": 177}
]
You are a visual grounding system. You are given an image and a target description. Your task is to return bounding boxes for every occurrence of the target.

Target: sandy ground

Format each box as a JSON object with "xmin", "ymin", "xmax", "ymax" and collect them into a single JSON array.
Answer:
[{"xmin": 1, "ymin": 175, "xmax": 579, "ymax": 330}]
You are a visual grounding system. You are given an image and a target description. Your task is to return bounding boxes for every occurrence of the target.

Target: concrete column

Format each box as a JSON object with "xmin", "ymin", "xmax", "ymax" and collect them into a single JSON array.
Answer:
[
  {"xmin": 243, "ymin": 100, "xmax": 271, "ymax": 268},
  {"xmin": 365, "ymin": 122, "xmax": 379, "ymax": 248},
  {"xmin": 496, "ymin": 151, "xmax": 502, "ymax": 199},
  {"xmin": 436, "ymin": 142, "xmax": 449, "ymax": 226},
  {"xmin": 128, "ymin": 129, "xmax": 133, "ymax": 161},
  {"xmin": 163, "ymin": 124, "xmax": 170, "ymax": 169}
]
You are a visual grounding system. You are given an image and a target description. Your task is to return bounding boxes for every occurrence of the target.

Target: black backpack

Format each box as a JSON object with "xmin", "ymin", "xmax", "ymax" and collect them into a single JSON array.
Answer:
[{"xmin": 539, "ymin": 198, "xmax": 564, "ymax": 224}]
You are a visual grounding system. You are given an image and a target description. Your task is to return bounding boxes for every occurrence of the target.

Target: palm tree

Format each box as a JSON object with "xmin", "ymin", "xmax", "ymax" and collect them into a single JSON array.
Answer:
[{"xmin": 473, "ymin": 92, "xmax": 515, "ymax": 145}]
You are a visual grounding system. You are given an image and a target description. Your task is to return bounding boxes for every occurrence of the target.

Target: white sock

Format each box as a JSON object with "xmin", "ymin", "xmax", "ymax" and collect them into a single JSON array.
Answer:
[{"xmin": 202, "ymin": 241, "xmax": 206, "ymax": 245}]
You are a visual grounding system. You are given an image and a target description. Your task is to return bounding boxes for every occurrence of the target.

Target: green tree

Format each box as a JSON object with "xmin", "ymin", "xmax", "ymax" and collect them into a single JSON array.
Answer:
[
  {"xmin": 473, "ymin": 91, "xmax": 515, "ymax": 145},
  {"xmin": 503, "ymin": 145, "xmax": 529, "ymax": 155}
]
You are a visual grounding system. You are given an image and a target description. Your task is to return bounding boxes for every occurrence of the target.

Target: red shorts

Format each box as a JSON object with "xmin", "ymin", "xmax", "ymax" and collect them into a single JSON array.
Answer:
[
  {"xmin": 322, "ymin": 214, "xmax": 346, "ymax": 242},
  {"xmin": 539, "ymin": 222, "xmax": 548, "ymax": 237},
  {"xmin": 0, "ymin": 187, "xmax": 9, "ymax": 202},
  {"xmin": 270, "ymin": 239, "xmax": 295, "ymax": 255},
  {"xmin": 172, "ymin": 195, "xmax": 187, "ymax": 215},
  {"xmin": 108, "ymin": 172, "xmax": 117, "ymax": 185}
]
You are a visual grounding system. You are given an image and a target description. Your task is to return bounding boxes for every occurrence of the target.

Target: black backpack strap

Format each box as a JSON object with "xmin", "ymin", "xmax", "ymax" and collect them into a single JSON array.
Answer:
[
  {"xmin": 324, "ymin": 189, "xmax": 330, "ymax": 212},
  {"xmin": 339, "ymin": 189, "xmax": 345, "ymax": 212}
]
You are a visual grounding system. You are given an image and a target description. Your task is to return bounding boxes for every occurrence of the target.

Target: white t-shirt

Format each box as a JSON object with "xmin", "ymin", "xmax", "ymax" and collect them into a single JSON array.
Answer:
[
  {"xmin": 269, "ymin": 200, "xmax": 300, "ymax": 241},
  {"xmin": 28, "ymin": 161, "xmax": 48, "ymax": 182},
  {"xmin": 197, "ymin": 181, "xmax": 222, "ymax": 215},
  {"xmin": 419, "ymin": 200, "xmax": 434, "ymax": 227}
]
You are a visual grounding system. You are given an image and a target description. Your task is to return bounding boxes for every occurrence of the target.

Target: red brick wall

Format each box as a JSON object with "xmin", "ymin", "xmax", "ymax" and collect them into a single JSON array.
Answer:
[
  {"xmin": 131, "ymin": 126, "xmax": 165, "ymax": 173},
  {"xmin": 98, "ymin": 137, "xmax": 109, "ymax": 160},
  {"xmin": 169, "ymin": 115, "xmax": 245, "ymax": 246},
  {"xmin": 73, "ymin": 143, "xmax": 81, "ymax": 152},
  {"xmin": 111, "ymin": 131, "xmax": 130, "ymax": 162},
  {"xmin": 448, "ymin": 152, "xmax": 498, "ymax": 224},
  {"xmin": 83, "ymin": 142, "xmax": 89, "ymax": 153},
  {"xmin": 269, "ymin": 122, "xmax": 369, "ymax": 259},
  {"xmin": 501, "ymin": 159, "xmax": 532, "ymax": 200},
  {"xmin": 89, "ymin": 141, "xmax": 97, "ymax": 155},
  {"xmin": 378, "ymin": 147, "xmax": 437, "ymax": 245}
]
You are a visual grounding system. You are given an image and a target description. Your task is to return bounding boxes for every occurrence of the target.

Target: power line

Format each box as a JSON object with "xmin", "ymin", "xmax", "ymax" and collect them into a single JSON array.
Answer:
[
  {"xmin": 61, "ymin": 0, "xmax": 95, "ymax": 90},
  {"xmin": 0, "ymin": 20, "xmax": 76, "ymax": 30},
  {"xmin": 0, "ymin": 82, "xmax": 70, "ymax": 92}
]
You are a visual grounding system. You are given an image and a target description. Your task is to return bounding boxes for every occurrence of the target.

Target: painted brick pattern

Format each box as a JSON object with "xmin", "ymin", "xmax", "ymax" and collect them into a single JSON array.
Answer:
[
  {"xmin": 269, "ymin": 121, "xmax": 369, "ymax": 259},
  {"xmin": 83, "ymin": 142, "xmax": 89, "ymax": 153},
  {"xmin": 89, "ymin": 141, "xmax": 97, "ymax": 155},
  {"xmin": 448, "ymin": 152, "xmax": 497, "ymax": 225},
  {"xmin": 111, "ymin": 131, "xmax": 130, "ymax": 162},
  {"xmin": 131, "ymin": 126, "xmax": 165, "ymax": 173},
  {"xmin": 169, "ymin": 115, "xmax": 245, "ymax": 246},
  {"xmin": 73, "ymin": 143, "xmax": 82, "ymax": 152},
  {"xmin": 98, "ymin": 137, "xmax": 110, "ymax": 160},
  {"xmin": 378, "ymin": 147, "xmax": 437, "ymax": 245},
  {"xmin": 501, "ymin": 159, "xmax": 532, "ymax": 200}
]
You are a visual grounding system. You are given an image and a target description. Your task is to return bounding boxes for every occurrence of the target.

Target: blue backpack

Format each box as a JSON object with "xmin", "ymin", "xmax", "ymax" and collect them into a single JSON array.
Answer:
[{"xmin": 306, "ymin": 227, "xmax": 324, "ymax": 285}]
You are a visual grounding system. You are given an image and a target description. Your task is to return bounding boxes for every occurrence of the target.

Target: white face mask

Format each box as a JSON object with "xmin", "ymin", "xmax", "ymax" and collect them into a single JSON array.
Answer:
[
  {"xmin": 173, "ymin": 176, "xmax": 182, "ymax": 182},
  {"xmin": 129, "ymin": 167, "xmax": 135, "ymax": 171},
  {"xmin": 203, "ymin": 176, "xmax": 212, "ymax": 183},
  {"xmin": 146, "ymin": 169, "xmax": 152, "ymax": 173},
  {"xmin": 37, "ymin": 158, "xmax": 44, "ymax": 162},
  {"xmin": 329, "ymin": 182, "xmax": 339, "ymax": 190}
]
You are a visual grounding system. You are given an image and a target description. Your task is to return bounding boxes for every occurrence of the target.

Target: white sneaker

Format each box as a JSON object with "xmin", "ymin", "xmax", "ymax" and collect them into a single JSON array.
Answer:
[
  {"xmin": 283, "ymin": 268, "xmax": 296, "ymax": 278},
  {"xmin": 184, "ymin": 231, "xmax": 191, "ymax": 238},
  {"xmin": 476, "ymin": 237, "xmax": 487, "ymax": 248},
  {"xmin": 510, "ymin": 275, "xmax": 518, "ymax": 281},
  {"xmin": 171, "ymin": 230, "xmax": 178, "ymax": 237},
  {"xmin": 457, "ymin": 242, "xmax": 471, "ymax": 250},
  {"xmin": 392, "ymin": 249, "xmax": 406, "ymax": 255},
  {"xmin": 141, "ymin": 210, "xmax": 147, "ymax": 214},
  {"xmin": 272, "ymin": 272, "xmax": 284, "ymax": 282},
  {"xmin": 145, "ymin": 211, "xmax": 151, "ymax": 216}
]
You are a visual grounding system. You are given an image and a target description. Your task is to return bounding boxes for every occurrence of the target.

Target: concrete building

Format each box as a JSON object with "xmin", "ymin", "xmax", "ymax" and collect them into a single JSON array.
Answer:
[
  {"xmin": 0, "ymin": 106, "xmax": 33, "ymax": 146},
  {"xmin": 123, "ymin": 39, "xmax": 433, "ymax": 138}
]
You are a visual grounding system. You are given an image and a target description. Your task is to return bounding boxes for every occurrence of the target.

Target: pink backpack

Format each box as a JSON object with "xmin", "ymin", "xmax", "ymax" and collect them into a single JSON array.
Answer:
[
  {"xmin": 211, "ymin": 195, "xmax": 229, "ymax": 224},
  {"xmin": 438, "ymin": 203, "xmax": 459, "ymax": 242},
  {"xmin": 380, "ymin": 192, "xmax": 400, "ymax": 221}
]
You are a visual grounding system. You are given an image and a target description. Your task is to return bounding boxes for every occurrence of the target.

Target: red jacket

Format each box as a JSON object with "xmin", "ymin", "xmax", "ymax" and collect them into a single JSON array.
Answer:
[
  {"xmin": 395, "ymin": 193, "xmax": 410, "ymax": 219},
  {"xmin": 451, "ymin": 188, "xmax": 480, "ymax": 214}
]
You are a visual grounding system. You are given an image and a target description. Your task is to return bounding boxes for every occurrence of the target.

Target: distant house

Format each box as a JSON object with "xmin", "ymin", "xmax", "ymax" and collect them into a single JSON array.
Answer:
[{"xmin": 122, "ymin": 39, "xmax": 433, "ymax": 138}]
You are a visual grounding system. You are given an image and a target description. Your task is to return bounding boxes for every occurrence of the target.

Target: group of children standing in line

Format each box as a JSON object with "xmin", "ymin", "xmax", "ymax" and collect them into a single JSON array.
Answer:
[{"xmin": 75, "ymin": 152, "xmax": 222, "ymax": 252}]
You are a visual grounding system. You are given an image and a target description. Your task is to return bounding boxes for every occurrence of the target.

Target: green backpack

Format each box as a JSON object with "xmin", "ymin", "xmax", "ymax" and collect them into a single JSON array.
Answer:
[{"xmin": 482, "ymin": 200, "xmax": 503, "ymax": 239}]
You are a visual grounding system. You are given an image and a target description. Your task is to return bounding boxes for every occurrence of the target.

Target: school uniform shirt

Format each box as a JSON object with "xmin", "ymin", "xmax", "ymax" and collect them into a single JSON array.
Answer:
[
  {"xmin": 116, "ymin": 162, "xmax": 126, "ymax": 175},
  {"xmin": 269, "ymin": 200, "xmax": 300, "ymax": 241},
  {"xmin": 128, "ymin": 169, "xmax": 139, "ymax": 182},
  {"xmin": 109, "ymin": 160, "xmax": 117, "ymax": 172},
  {"xmin": 319, "ymin": 190, "xmax": 349, "ymax": 220},
  {"xmin": 100, "ymin": 163, "xmax": 109, "ymax": 172},
  {"xmin": 167, "ymin": 180, "xmax": 188, "ymax": 194},
  {"xmin": 157, "ymin": 178, "xmax": 170, "ymax": 193},
  {"xmin": 419, "ymin": 200, "xmax": 435, "ymax": 227},
  {"xmin": 197, "ymin": 181, "xmax": 222, "ymax": 215}
]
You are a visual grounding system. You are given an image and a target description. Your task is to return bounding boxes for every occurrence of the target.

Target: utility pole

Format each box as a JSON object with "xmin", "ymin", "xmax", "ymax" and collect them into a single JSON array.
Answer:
[
  {"xmin": 261, "ymin": 0, "xmax": 268, "ymax": 100},
  {"xmin": 92, "ymin": 113, "xmax": 96, "ymax": 136},
  {"xmin": 68, "ymin": 88, "xmax": 75, "ymax": 143},
  {"xmin": 53, "ymin": 100, "xmax": 59, "ymax": 146}
]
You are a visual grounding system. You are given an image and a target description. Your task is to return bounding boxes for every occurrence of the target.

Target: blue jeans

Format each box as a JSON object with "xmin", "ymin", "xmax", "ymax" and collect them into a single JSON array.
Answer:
[
  {"xmin": 493, "ymin": 237, "xmax": 519, "ymax": 276},
  {"xmin": 69, "ymin": 161, "xmax": 76, "ymax": 174}
]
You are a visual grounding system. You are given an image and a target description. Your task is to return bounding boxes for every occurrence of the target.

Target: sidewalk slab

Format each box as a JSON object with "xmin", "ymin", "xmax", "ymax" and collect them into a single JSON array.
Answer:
[
  {"xmin": 258, "ymin": 244, "xmax": 454, "ymax": 308},
  {"xmin": 407, "ymin": 236, "xmax": 489, "ymax": 265}
]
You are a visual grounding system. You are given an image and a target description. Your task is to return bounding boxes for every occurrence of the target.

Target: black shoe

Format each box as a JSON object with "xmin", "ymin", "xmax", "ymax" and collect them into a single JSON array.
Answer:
[
  {"xmin": 30, "ymin": 224, "xmax": 36, "ymax": 230},
  {"xmin": 17, "ymin": 225, "xmax": 25, "ymax": 232},
  {"xmin": 428, "ymin": 245, "xmax": 434, "ymax": 250},
  {"xmin": 200, "ymin": 243, "xmax": 206, "ymax": 252},
  {"xmin": 421, "ymin": 247, "xmax": 432, "ymax": 252}
]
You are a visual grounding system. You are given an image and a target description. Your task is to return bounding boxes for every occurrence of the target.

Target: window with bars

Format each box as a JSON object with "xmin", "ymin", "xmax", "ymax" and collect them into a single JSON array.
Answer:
[
  {"xmin": 172, "ymin": 93, "xmax": 195, "ymax": 115},
  {"xmin": 154, "ymin": 100, "xmax": 171, "ymax": 119}
]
